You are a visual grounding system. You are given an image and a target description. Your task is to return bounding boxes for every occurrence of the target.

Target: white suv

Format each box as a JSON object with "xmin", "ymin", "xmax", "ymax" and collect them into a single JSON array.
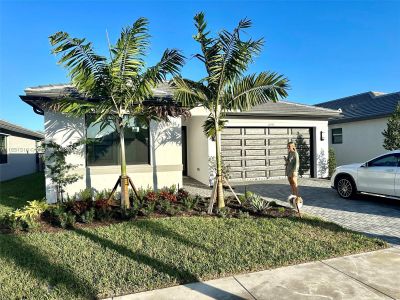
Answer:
[{"xmin": 331, "ymin": 151, "xmax": 400, "ymax": 199}]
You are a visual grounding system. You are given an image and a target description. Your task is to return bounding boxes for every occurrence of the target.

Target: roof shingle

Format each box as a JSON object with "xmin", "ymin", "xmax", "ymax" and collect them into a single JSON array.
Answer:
[{"xmin": 315, "ymin": 91, "xmax": 400, "ymax": 124}]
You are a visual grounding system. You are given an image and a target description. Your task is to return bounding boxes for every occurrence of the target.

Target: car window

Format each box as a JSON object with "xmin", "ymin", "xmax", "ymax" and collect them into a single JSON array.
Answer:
[{"xmin": 368, "ymin": 154, "xmax": 398, "ymax": 167}]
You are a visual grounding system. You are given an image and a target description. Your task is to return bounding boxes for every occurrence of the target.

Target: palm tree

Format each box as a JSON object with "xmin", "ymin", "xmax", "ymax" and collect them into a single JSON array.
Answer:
[
  {"xmin": 173, "ymin": 12, "xmax": 289, "ymax": 209},
  {"xmin": 49, "ymin": 18, "xmax": 185, "ymax": 208}
]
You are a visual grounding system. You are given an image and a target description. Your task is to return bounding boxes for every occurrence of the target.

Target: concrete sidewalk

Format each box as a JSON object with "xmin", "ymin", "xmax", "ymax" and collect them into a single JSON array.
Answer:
[{"xmin": 106, "ymin": 247, "xmax": 400, "ymax": 300}]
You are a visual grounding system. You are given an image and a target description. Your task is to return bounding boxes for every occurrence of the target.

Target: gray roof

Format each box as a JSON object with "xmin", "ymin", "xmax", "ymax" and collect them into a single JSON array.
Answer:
[
  {"xmin": 21, "ymin": 83, "xmax": 175, "ymax": 115},
  {"xmin": 21, "ymin": 83, "xmax": 340, "ymax": 119},
  {"xmin": 0, "ymin": 120, "xmax": 44, "ymax": 140},
  {"xmin": 227, "ymin": 100, "xmax": 340, "ymax": 119},
  {"xmin": 315, "ymin": 91, "xmax": 400, "ymax": 124}
]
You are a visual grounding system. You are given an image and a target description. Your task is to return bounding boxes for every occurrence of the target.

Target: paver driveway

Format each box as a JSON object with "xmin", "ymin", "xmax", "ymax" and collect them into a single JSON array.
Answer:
[{"xmin": 232, "ymin": 178, "xmax": 400, "ymax": 246}]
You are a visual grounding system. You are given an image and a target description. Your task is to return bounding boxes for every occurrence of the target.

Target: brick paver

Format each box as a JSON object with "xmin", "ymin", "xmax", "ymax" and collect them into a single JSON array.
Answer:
[{"xmin": 232, "ymin": 178, "xmax": 400, "ymax": 245}]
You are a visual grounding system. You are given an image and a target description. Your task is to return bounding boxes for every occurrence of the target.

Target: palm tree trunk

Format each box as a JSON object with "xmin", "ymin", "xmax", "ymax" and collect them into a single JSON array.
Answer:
[
  {"xmin": 214, "ymin": 118, "xmax": 225, "ymax": 209},
  {"xmin": 119, "ymin": 126, "xmax": 130, "ymax": 209}
]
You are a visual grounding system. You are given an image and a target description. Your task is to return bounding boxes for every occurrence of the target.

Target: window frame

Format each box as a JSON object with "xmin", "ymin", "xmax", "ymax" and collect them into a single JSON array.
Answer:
[
  {"xmin": 331, "ymin": 128, "xmax": 343, "ymax": 144},
  {"xmin": 0, "ymin": 134, "xmax": 8, "ymax": 164},
  {"xmin": 85, "ymin": 115, "xmax": 151, "ymax": 167}
]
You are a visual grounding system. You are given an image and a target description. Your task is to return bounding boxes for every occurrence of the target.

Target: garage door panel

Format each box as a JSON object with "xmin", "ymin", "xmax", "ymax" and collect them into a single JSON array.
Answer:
[
  {"xmin": 222, "ymin": 128, "xmax": 242, "ymax": 135},
  {"xmin": 221, "ymin": 139, "xmax": 242, "ymax": 146},
  {"xmin": 268, "ymin": 138, "xmax": 289, "ymax": 145},
  {"xmin": 246, "ymin": 170, "xmax": 267, "ymax": 178},
  {"xmin": 224, "ymin": 160, "xmax": 242, "ymax": 167},
  {"xmin": 245, "ymin": 159, "xmax": 267, "ymax": 167},
  {"xmin": 245, "ymin": 128, "xmax": 265, "ymax": 135},
  {"xmin": 269, "ymin": 148, "xmax": 287, "ymax": 156},
  {"xmin": 221, "ymin": 127, "xmax": 312, "ymax": 180},
  {"xmin": 229, "ymin": 172, "xmax": 243, "ymax": 179},
  {"xmin": 222, "ymin": 150, "xmax": 241, "ymax": 157},
  {"xmin": 245, "ymin": 149, "xmax": 266, "ymax": 156},
  {"xmin": 245, "ymin": 139, "xmax": 265, "ymax": 146},
  {"xmin": 292, "ymin": 128, "xmax": 310, "ymax": 135}
]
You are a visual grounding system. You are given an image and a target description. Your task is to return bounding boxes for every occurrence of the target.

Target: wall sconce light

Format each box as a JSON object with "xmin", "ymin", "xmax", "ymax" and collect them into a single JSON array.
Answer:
[{"xmin": 320, "ymin": 131, "xmax": 325, "ymax": 141}]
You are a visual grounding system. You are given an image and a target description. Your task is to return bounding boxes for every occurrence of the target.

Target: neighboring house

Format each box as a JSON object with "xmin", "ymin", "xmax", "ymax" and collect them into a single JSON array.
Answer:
[
  {"xmin": 316, "ymin": 91, "xmax": 400, "ymax": 166},
  {"xmin": 0, "ymin": 120, "xmax": 44, "ymax": 181},
  {"xmin": 21, "ymin": 83, "xmax": 339, "ymax": 202}
]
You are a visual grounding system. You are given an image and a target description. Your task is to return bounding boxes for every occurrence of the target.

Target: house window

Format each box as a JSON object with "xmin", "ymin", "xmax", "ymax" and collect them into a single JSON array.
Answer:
[
  {"xmin": 86, "ymin": 116, "xmax": 150, "ymax": 166},
  {"xmin": 0, "ymin": 135, "xmax": 7, "ymax": 164},
  {"xmin": 332, "ymin": 128, "xmax": 342, "ymax": 144}
]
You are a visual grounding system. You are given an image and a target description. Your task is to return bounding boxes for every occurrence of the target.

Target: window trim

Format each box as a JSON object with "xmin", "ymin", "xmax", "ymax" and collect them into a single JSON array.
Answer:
[
  {"xmin": 0, "ymin": 134, "xmax": 8, "ymax": 164},
  {"xmin": 85, "ymin": 115, "xmax": 151, "ymax": 167},
  {"xmin": 331, "ymin": 128, "xmax": 343, "ymax": 144}
]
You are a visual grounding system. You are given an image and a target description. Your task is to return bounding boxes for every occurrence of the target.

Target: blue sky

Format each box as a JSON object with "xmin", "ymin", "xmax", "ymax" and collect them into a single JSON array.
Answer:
[{"xmin": 0, "ymin": 0, "xmax": 399, "ymax": 131}]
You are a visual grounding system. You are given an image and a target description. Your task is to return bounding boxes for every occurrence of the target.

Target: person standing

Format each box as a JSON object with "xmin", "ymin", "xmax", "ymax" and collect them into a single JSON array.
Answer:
[{"xmin": 285, "ymin": 142, "xmax": 300, "ymax": 197}]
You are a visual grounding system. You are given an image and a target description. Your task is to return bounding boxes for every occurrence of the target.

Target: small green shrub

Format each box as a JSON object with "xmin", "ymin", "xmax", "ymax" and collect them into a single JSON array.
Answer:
[
  {"xmin": 182, "ymin": 195, "xmax": 199, "ymax": 211},
  {"xmin": 94, "ymin": 199, "xmax": 112, "ymax": 221},
  {"xmin": 277, "ymin": 207, "xmax": 286, "ymax": 214},
  {"xmin": 45, "ymin": 206, "xmax": 76, "ymax": 229},
  {"xmin": 81, "ymin": 208, "xmax": 95, "ymax": 224},
  {"xmin": 268, "ymin": 201, "xmax": 278, "ymax": 207},
  {"xmin": 3, "ymin": 200, "xmax": 49, "ymax": 231},
  {"xmin": 78, "ymin": 188, "xmax": 94, "ymax": 201},
  {"xmin": 246, "ymin": 192, "xmax": 269, "ymax": 212}
]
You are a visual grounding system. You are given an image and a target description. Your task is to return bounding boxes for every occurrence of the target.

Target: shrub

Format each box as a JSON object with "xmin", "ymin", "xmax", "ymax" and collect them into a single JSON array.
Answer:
[
  {"xmin": 246, "ymin": 192, "xmax": 269, "ymax": 212},
  {"xmin": 81, "ymin": 208, "xmax": 95, "ymax": 224},
  {"xmin": 158, "ymin": 190, "xmax": 177, "ymax": 202},
  {"xmin": 78, "ymin": 188, "xmax": 94, "ymax": 201},
  {"xmin": 182, "ymin": 195, "xmax": 200, "ymax": 211},
  {"xmin": 328, "ymin": 148, "xmax": 337, "ymax": 177},
  {"xmin": 176, "ymin": 188, "xmax": 189, "ymax": 202},
  {"xmin": 3, "ymin": 200, "xmax": 49, "ymax": 231},
  {"xmin": 94, "ymin": 199, "xmax": 112, "ymax": 221},
  {"xmin": 144, "ymin": 191, "xmax": 158, "ymax": 202},
  {"xmin": 65, "ymin": 200, "xmax": 92, "ymax": 216},
  {"xmin": 45, "ymin": 206, "xmax": 76, "ymax": 229}
]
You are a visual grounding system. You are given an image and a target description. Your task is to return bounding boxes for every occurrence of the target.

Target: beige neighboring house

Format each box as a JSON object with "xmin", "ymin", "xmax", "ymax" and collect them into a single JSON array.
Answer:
[
  {"xmin": 0, "ymin": 120, "xmax": 44, "ymax": 181},
  {"xmin": 316, "ymin": 91, "xmax": 400, "ymax": 166},
  {"xmin": 21, "ymin": 83, "xmax": 339, "ymax": 203}
]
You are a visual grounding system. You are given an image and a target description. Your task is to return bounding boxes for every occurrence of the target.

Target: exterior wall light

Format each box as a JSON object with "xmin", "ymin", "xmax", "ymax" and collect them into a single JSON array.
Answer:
[{"xmin": 320, "ymin": 131, "xmax": 325, "ymax": 141}]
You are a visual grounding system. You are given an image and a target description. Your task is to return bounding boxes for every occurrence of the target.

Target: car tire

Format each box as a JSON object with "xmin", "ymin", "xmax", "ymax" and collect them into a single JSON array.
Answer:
[{"xmin": 336, "ymin": 175, "xmax": 356, "ymax": 199}]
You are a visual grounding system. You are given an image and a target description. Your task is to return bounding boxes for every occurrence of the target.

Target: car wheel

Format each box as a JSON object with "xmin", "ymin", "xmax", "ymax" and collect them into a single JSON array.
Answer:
[{"xmin": 336, "ymin": 176, "xmax": 356, "ymax": 199}]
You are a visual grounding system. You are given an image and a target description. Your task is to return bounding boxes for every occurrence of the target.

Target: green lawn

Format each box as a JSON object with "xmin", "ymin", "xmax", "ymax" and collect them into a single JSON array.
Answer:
[
  {"xmin": 0, "ymin": 172, "xmax": 45, "ymax": 217},
  {"xmin": 0, "ymin": 216, "xmax": 386, "ymax": 299}
]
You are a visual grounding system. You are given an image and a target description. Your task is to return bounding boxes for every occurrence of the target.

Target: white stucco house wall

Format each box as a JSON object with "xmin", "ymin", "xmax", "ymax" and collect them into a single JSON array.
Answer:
[
  {"xmin": 316, "ymin": 91, "xmax": 400, "ymax": 166},
  {"xmin": 0, "ymin": 120, "xmax": 44, "ymax": 181},
  {"xmin": 21, "ymin": 83, "xmax": 339, "ymax": 203}
]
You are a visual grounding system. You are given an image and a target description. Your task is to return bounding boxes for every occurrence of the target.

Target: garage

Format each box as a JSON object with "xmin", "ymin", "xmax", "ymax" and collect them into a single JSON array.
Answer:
[{"xmin": 221, "ymin": 127, "xmax": 312, "ymax": 180}]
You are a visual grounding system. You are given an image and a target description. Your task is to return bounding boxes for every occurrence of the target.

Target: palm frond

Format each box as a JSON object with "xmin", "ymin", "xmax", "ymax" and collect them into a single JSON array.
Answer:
[
  {"xmin": 215, "ymin": 19, "xmax": 264, "ymax": 89},
  {"xmin": 223, "ymin": 72, "xmax": 289, "ymax": 111},
  {"xmin": 49, "ymin": 32, "xmax": 107, "ymax": 96},
  {"xmin": 172, "ymin": 77, "xmax": 210, "ymax": 108},
  {"xmin": 111, "ymin": 17, "xmax": 149, "ymax": 79},
  {"xmin": 202, "ymin": 114, "xmax": 228, "ymax": 139}
]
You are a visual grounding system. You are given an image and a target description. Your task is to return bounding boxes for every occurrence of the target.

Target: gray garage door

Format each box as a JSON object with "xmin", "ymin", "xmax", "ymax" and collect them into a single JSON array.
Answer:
[{"xmin": 221, "ymin": 127, "xmax": 312, "ymax": 180}]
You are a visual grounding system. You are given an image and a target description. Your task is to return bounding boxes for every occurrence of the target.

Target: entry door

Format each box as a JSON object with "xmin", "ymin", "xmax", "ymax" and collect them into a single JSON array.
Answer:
[{"xmin": 357, "ymin": 154, "xmax": 398, "ymax": 196}]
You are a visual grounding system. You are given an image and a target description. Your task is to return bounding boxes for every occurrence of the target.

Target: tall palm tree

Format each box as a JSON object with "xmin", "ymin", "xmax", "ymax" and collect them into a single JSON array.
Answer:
[
  {"xmin": 49, "ymin": 18, "xmax": 185, "ymax": 208},
  {"xmin": 173, "ymin": 12, "xmax": 289, "ymax": 209}
]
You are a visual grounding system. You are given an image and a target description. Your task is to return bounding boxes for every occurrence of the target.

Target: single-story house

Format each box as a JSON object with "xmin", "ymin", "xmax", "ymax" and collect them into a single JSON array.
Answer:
[
  {"xmin": 315, "ymin": 91, "xmax": 400, "ymax": 166},
  {"xmin": 0, "ymin": 120, "xmax": 44, "ymax": 181},
  {"xmin": 21, "ymin": 83, "xmax": 340, "ymax": 203}
]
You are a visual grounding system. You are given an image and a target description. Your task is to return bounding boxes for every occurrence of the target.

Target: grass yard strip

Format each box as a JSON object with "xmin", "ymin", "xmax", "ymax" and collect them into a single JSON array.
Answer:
[
  {"xmin": 0, "ymin": 216, "xmax": 386, "ymax": 300},
  {"xmin": 0, "ymin": 172, "xmax": 45, "ymax": 217}
]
